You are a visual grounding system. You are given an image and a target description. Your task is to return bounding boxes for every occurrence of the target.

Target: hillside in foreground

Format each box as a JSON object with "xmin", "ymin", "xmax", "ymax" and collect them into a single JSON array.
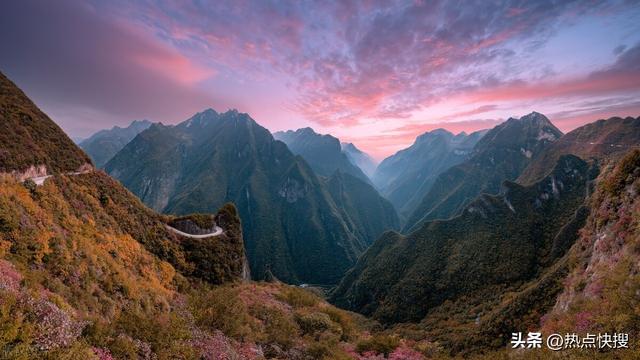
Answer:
[{"xmin": 0, "ymin": 171, "xmax": 450, "ymax": 359}]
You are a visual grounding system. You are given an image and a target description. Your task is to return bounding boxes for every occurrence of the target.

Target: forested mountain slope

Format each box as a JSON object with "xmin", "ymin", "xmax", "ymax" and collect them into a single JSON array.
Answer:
[
  {"xmin": 404, "ymin": 112, "xmax": 561, "ymax": 232},
  {"xmin": 106, "ymin": 110, "xmax": 398, "ymax": 284}
]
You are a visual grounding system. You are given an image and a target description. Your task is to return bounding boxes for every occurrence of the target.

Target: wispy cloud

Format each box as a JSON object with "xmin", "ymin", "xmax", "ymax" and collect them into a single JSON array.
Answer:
[{"xmin": 1, "ymin": 0, "xmax": 639, "ymax": 157}]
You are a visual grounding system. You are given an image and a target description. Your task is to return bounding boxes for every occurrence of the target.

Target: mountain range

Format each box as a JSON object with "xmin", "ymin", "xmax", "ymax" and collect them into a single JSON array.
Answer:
[
  {"xmin": 331, "ymin": 114, "xmax": 640, "ymax": 354},
  {"xmin": 518, "ymin": 115, "xmax": 640, "ymax": 185},
  {"xmin": 373, "ymin": 129, "xmax": 486, "ymax": 218},
  {"xmin": 105, "ymin": 109, "xmax": 398, "ymax": 285},
  {"xmin": 79, "ymin": 119, "xmax": 154, "ymax": 167},
  {"xmin": 2, "ymin": 67, "xmax": 640, "ymax": 358},
  {"xmin": 403, "ymin": 112, "xmax": 562, "ymax": 232},
  {"xmin": 333, "ymin": 153, "xmax": 593, "ymax": 321}
]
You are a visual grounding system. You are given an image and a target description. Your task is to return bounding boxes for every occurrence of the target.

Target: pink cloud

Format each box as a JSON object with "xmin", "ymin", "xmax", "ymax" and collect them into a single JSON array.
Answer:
[
  {"xmin": 131, "ymin": 49, "xmax": 214, "ymax": 85},
  {"xmin": 341, "ymin": 118, "xmax": 502, "ymax": 160},
  {"xmin": 3, "ymin": 0, "xmax": 639, "ymax": 159}
]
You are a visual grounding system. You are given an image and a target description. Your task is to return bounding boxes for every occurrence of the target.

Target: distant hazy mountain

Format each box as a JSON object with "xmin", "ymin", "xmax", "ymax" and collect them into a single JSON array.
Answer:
[
  {"xmin": 403, "ymin": 112, "xmax": 562, "ymax": 232},
  {"xmin": 273, "ymin": 128, "xmax": 370, "ymax": 183},
  {"xmin": 79, "ymin": 119, "xmax": 153, "ymax": 167},
  {"xmin": 106, "ymin": 109, "xmax": 398, "ymax": 284},
  {"xmin": 373, "ymin": 129, "xmax": 486, "ymax": 218},
  {"xmin": 0, "ymin": 71, "xmax": 92, "ymax": 175},
  {"xmin": 341, "ymin": 142, "xmax": 378, "ymax": 178}
]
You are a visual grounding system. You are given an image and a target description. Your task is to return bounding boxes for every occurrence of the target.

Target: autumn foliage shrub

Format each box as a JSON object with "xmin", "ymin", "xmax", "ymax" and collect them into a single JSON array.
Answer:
[
  {"xmin": 276, "ymin": 285, "xmax": 320, "ymax": 308},
  {"xmin": 189, "ymin": 285, "xmax": 252, "ymax": 340},
  {"xmin": 356, "ymin": 334, "xmax": 401, "ymax": 356}
]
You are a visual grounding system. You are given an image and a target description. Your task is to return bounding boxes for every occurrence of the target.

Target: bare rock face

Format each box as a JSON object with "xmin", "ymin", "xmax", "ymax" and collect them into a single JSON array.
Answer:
[
  {"xmin": 278, "ymin": 178, "xmax": 307, "ymax": 203},
  {"xmin": 8, "ymin": 164, "xmax": 48, "ymax": 182}
]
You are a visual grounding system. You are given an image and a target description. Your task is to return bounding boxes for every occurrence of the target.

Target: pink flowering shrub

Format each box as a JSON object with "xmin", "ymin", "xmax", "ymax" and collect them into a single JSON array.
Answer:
[
  {"xmin": 344, "ymin": 339, "xmax": 427, "ymax": 360},
  {"xmin": 24, "ymin": 296, "xmax": 86, "ymax": 351},
  {"xmin": 574, "ymin": 311, "xmax": 593, "ymax": 332},
  {"xmin": 343, "ymin": 343, "xmax": 401, "ymax": 360},
  {"xmin": 388, "ymin": 344, "xmax": 425, "ymax": 360},
  {"xmin": 133, "ymin": 338, "xmax": 155, "ymax": 360},
  {"xmin": 0, "ymin": 259, "xmax": 22, "ymax": 292},
  {"xmin": 92, "ymin": 347, "xmax": 116, "ymax": 360},
  {"xmin": 0, "ymin": 259, "xmax": 85, "ymax": 352},
  {"xmin": 189, "ymin": 329, "xmax": 262, "ymax": 360}
]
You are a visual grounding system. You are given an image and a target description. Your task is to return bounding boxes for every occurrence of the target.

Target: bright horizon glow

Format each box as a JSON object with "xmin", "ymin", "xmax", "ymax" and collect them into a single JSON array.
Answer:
[{"xmin": 1, "ymin": 0, "xmax": 639, "ymax": 160}]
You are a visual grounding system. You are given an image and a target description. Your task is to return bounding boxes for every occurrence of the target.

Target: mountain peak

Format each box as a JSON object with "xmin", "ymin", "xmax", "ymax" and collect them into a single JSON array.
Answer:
[
  {"xmin": 476, "ymin": 111, "xmax": 562, "ymax": 153},
  {"xmin": 179, "ymin": 108, "xmax": 220, "ymax": 128},
  {"xmin": 277, "ymin": 127, "xmax": 320, "ymax": 137},
  {"xmin": 415, "ymin": 128, "xmax": 453, "ymax": 143},
  {"xmin": 341, "ymin": 142, "xmax": 378, "ymax": 178},
  {"xmin": 519, "ymin": 111, "xmax": 555, "ymax": 127},
  {"xmin": 80, "ymin": 118, "xmax": 155, "ymax": 168}
]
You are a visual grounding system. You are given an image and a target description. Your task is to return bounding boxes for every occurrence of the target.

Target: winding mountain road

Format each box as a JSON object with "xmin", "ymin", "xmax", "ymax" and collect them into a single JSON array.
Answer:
[
  {"xmin": 26, "ymin": 169, "xmax": 225, "ymax": 238},
  {"xmin": 164, "ymin": 224, "xmax": 224, "ymax": 238},
  {"xmin": 30, "ymin": 170, "xmax": 93, "ymax": 185}
]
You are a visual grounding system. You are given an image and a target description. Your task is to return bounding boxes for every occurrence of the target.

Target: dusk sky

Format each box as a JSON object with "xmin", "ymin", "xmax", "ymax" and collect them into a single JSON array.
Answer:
[{"xmin": 1, "ymin": 0, "xmax": 640, "ymax": 159}]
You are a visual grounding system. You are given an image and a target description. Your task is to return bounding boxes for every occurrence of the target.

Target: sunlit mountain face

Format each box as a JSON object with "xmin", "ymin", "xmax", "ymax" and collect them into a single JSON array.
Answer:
[{"xmin": 1, "ymin": 0, "xmax": 639, "ymax": 159}]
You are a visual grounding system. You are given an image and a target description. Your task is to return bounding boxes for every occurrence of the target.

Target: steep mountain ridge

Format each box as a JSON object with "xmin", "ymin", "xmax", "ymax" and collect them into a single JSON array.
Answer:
[
  {"xmin": 541, "ymin": 149, "xmax": 640, "ymax": 339},
  {"xmin": 80, "ymin": 119, "xmax": 154, "ymax": 168},
  {"xmin": 325, "ymin": 170, "xmax": 400, "ymax": 246},
  {"xmin": 404, "ymin": 112, "xmax": 562, "ymax": 232},
  {"xmin": 0, "ymin": 71, "xmax": 91, "ymax": 177},
  {"xmin": 373, "ymin": 128, "xmax": 486, "ymax": 217}
]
